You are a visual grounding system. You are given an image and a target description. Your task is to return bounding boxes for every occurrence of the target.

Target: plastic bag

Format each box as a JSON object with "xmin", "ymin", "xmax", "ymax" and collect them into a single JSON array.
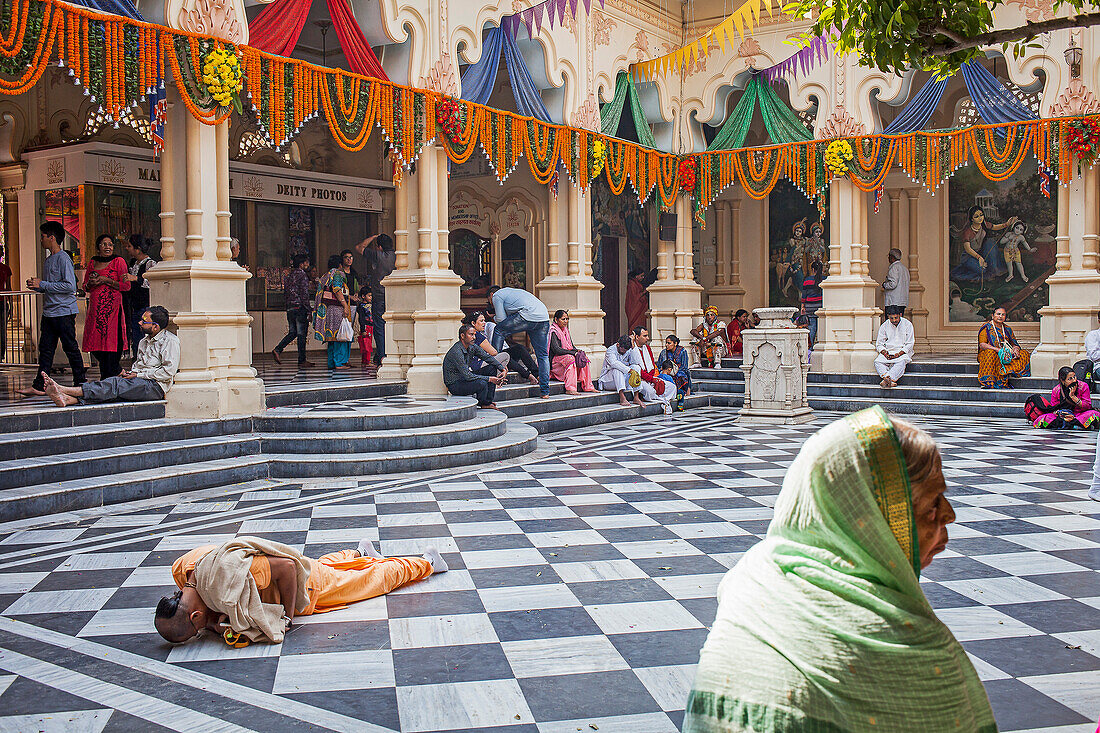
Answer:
[{"xmin": 336, "ymin": 318, "xmax": 354, "ymax": 342}]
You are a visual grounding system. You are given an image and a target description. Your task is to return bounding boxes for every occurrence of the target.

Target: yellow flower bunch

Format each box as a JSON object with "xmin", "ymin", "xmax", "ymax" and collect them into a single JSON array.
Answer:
[
  {"xmin": 825, "ymin": 139, "xmax": 854, "ymax": 177},
  {"xmin": 202, "ymin": 46, "xmax": 243, "ymax": 109},
  {"xmin": 590, "ymin": 138, "xmax": 606, "ymax": 177}
]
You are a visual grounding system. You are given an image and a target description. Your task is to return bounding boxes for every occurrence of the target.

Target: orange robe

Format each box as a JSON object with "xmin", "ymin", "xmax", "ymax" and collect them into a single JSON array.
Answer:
[{"xmin": 172, "ymin": 546, "xmax": 433, "ymax": 615}]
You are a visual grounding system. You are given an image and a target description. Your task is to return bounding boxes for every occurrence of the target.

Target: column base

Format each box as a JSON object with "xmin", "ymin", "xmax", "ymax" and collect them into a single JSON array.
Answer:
[
  {"xmin": 707, "ymin": 285, "xmax": 746, "ymax": 316},
  {"xmin": 146, "ymin": 259, "xmax": 265, "ymax": 418},
  {"xmin": 378, "ymin": 267, "xmax": 464, "ymax": 394},
  {"xmin": 1032, "ymin": 271, "xmax": 1100, "ymax": 379},
  {"xmin": 737, "ymin": 406, "xmax": 815, "ymax": 424},
  {"xmin": 648, "ymin": 280, "xmax": 704, "ymax": 341},
  {"xmin": 818, "ymin": 276, "xmax": 880, "ymax": 374},
  {"xmin": 536, "ymin": 275, "xmax": 605, "ymax": 370}
]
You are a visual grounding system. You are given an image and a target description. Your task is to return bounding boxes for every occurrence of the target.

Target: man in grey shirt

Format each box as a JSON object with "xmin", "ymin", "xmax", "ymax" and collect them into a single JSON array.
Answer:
[
  {"xmin": 22, "ymin": 220, "xmax": 86, "ymax": 394},
  {"xmin": 41, "ymin": 306, "xmax": 180, "ymax": 406},
  {"xmin": 443, "ymin": 324, "xmax": 506, "ymax": 408},
  {"xmin": 488, "ymin": 286, "xmax": 551, "ymax": 398},
  {"xmin": 882, "ymin": 248, "xmax": 910, "ymax": 310}
]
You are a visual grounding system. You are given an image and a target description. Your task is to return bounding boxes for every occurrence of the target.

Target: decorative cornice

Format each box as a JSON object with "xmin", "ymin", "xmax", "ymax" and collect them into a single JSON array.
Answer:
[
  {"xmin": 819, "ymin": 105, "xmax": 865, "ymax": 138},
  {"xmin": 170, "ymin": 0, "xmax": 245, "ymax": 43},
  {"xmin": 592, "ymin": 10, "xmax": 617, "ymax": 47},
  {"xmin": 420, "ymin": 53, "xmax": 459, "ymax": 98},
  {"xmin": 1005, "ymin": 0, "xmax": 1056, "ymax": 22},
  {"xmin": 573, "ymin": 94, "xmax": 600, "ymax": 131},
  {"xmin": 1049, "ymin": 77, "xmax": 1100, "ymax": 117}
]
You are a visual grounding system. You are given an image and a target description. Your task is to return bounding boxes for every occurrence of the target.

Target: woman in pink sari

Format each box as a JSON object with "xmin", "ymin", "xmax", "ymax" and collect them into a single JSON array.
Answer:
[
  {"xmin": 1033, "ymin": 366, "xmax": 1100, "ymax": 429},
  {"xmin": 549, "ymin": 309, "xmax": 595, "ymax": 395}
]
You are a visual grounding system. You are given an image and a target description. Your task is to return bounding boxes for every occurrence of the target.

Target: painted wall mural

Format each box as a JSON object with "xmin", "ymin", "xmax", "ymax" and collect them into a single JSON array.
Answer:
[
  {"xmin": 947, "ymin": 159, "xmax": 1056, "ymax": 323},
  {"xmin": 768, "ymin": 179, "xmax": 828, "ymax": 308}
]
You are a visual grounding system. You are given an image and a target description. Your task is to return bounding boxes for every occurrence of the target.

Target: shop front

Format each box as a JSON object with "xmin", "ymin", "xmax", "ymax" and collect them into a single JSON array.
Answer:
[{"xmin": 18, "ymin": 143, "xmax": 390, "ymax": 352}]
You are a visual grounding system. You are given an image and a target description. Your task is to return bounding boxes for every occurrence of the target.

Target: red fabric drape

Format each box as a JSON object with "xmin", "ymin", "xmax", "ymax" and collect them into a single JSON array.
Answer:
[
  {"xmin": 325, "ymin": 0, "xmax": 388, "ymax": 80},
  {"xmin": 248, "ymin": 0, "xmax": 312, "ymax": 57},
  {"xmin": 248, "ymin": 0, "xmax": 388, "ymax": 81}
]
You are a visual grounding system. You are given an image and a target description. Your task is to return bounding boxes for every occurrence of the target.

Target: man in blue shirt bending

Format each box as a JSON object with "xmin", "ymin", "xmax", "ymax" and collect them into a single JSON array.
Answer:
[
  {"xmin": 20, "ymin": 220, "xmax": 86, "ymax": 395},
  {"xmin": 487, "ymin": 286, "xmax": 550, "ymax": 399}
]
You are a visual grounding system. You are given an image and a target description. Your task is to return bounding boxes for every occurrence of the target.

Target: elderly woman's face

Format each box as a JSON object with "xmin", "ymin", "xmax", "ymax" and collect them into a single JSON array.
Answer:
[{"xmin": 911, "ymin": 452, "xmax": 955, "ymax": 569}]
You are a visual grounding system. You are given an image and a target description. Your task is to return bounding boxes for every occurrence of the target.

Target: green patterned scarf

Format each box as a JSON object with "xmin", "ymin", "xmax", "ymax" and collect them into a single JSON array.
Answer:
[{"xmin": 683, "ymin": 407, "xmax": 997, "ymax": 732}]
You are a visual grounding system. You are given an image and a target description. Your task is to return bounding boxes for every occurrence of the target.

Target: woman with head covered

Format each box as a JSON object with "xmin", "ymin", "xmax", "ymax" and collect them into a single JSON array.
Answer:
[{"xmin": 683, "ymin": 407, "xmax": 996, "ymax": 733}]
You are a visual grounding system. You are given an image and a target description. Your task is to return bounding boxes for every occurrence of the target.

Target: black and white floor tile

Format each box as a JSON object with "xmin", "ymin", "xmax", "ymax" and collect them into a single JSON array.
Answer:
[{"xmin": 0, "ymin": 408, "xmax": 1097, "ymax": 732}]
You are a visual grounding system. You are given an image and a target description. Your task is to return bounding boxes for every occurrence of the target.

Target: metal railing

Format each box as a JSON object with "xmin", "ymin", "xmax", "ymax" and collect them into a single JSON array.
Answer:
[{"xmin": 0, "ymin": 291, "xmax": 41, "ymax": 366}]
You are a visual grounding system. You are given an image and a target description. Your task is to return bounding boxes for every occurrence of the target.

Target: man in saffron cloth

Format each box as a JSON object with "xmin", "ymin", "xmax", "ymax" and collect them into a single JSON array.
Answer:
[{"xmin": 154, "ymin": 536, "xmax": 447, "ymax": 645}]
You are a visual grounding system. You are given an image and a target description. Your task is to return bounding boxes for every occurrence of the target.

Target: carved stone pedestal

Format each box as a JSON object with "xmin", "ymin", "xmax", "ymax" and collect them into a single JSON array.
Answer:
[{"xmin": 738, "ymin": 307, "xmax": 814, "ymax": 425}]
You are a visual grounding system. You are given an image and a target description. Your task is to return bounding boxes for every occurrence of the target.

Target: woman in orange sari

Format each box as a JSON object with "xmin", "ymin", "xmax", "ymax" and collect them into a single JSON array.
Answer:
[{"xmin": 978, "ymin": 306, "xmax": 1030, "ymax": 388}]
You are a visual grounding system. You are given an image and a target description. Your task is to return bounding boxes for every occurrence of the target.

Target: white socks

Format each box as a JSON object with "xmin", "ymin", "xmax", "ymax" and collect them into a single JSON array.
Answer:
[
  {"xmin": 357, "ymin": 539, "xmax": 383, "ymax": 559},
  {"xmin": 423, "ymin": 547, "xmax": 449, "ymax": 574}
]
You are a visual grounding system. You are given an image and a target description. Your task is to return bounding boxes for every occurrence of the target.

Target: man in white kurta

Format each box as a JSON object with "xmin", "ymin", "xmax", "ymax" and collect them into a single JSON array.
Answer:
[
  {"xmin": 599, "ymin": 336, "xmax": 644, "ymax": 406},
  {"xmin": 875, "ymin": 306, "xmax": 914, "ymax": 388},
  {"xmin": 628, "ymin": 326, "xmax": 660, "ymax": 402}
]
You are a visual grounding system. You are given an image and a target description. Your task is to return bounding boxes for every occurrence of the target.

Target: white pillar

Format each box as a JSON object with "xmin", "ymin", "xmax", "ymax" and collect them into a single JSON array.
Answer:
[
  {"xmin": 1032, "ymin": 166, "xmax": 1100, "ymax": 377},
  {"xmin": 376, "ymin": 144, "xmax": 465, "ymax": 393},
  {"xmin": 146, "ymin": 90, "xmax": 264, "ymax": 418},
  {"xmin": 649, "ymin": 197, "xmax": 703, "ymax": 340},
  {"xmin": 709, "ymin": 197, "xmax": 746, "ymax": 314},
  {"xmin": 904, "ymin": 188, "xmax": 931, "ymax": 353},
  {"xmin": 536, "ymin": 185, "xmax": 604, "ymax": 365},
  {"xmin": 817, "ymin": 178, "xmax": 879, "ymax": 373}
]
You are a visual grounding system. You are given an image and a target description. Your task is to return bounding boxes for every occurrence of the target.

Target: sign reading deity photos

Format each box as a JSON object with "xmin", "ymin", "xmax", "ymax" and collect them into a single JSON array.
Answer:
[
  {"xmin": 947, "ymin": 158, "xmax": 1056, "ymax": 323},
  {"xmin": 768, "ymin": 180, "xmax": 828, "ymax": 309}
]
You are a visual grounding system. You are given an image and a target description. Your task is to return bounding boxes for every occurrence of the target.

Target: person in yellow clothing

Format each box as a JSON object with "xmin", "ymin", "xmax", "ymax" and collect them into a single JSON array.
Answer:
[{"xmin": 154, "ymin": 537, "xmax": 445, "ymax": 645}]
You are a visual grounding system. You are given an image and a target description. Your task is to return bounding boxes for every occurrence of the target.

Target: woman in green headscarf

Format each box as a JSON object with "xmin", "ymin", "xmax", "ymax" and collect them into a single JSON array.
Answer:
[{"xmin": 683, "ymin": 407, "xmax": 997, "ymax": 733}]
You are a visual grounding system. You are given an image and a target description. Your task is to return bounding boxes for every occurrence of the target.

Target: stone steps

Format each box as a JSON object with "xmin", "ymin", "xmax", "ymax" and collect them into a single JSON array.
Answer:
[
  {"xmin": 266, "ymin": 423, "xmax": 538, "ymax": 478},
  {"xmin": 697, "ymin": 359, "xmax": 1028, "ymax": 418},
  {"xmin": 0, "ymin": 455, "xmax": 271, "ymax": 523},
  {"xmin": 0, "ymin": 380, "xmax": 543, "ymax": 520},
  {"xmin": 493, "ymin": 382, "xmax": 716, "ymax": 434}
]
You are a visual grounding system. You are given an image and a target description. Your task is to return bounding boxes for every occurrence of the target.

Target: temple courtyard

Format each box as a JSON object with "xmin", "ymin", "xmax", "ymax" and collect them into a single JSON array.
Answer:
[{"xmin": 0, "ymin": 408, "xmax": 1095, "ymax": 732}]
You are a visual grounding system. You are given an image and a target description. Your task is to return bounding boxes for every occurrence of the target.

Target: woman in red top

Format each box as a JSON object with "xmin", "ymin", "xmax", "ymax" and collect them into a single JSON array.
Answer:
[
  {"xmin": 82, "ymin": 234, "xmax": 130, "ymax": 379},
  {"xmin": 725, "ymin": 309, "xmax": 751, "ymax": 357}
]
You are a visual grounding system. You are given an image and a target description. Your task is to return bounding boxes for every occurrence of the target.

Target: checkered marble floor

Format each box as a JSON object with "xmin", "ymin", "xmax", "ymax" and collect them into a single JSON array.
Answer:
[{"xmin": 0, "ymin": 408, "xmax": 1097, "ymax": 732}]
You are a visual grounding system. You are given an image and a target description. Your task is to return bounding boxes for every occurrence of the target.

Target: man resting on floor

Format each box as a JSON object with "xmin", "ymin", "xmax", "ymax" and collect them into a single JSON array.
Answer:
[{"xmin": 155, "ymin": 536, "xmax": 446, "ymax": 646}]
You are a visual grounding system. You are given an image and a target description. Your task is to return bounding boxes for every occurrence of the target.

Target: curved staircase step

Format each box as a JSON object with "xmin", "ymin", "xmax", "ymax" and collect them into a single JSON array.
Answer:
[
  {"xmin": 254, "ymin": 395, "xmax": 478, "ymax": 432},
  {"xmin": 0, "ymin": 455, "xmax": 271, "ymax": 523},
  {"xmin": 267, "ymin": 423, "xmax": 539, "ymax": 478},
  {"xmin": 260, "ymin": 412, "xmax": 509, "ymax": 452}
]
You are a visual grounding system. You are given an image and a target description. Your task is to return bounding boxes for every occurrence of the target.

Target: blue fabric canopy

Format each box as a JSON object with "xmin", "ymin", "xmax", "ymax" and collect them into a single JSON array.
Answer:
[
  {"xmin": 883, "ymin": 75, "xmax": 948, "ymax": 135},
  {"xmin": 461, "ymin": 26, "xmax": 552, "ymax": 122},
  {"xmin": 960, "ymin": 61, "xmax": 1037, "ymax": 125},
  {"xmin": 69, "ymin": 0, "xmax": 143, "ymax": 20},
  {"xmin": 882, "ymin": 61, "xmax": 1034, "ymax": 134}
]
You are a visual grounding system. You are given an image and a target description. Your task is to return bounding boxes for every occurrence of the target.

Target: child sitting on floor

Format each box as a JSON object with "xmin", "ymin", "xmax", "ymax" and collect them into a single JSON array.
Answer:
[
  {"xmin": 658, "ymin": 360, "xmax": 682, "ymax": 414},
  {"xmin": 355, "ymin": 287, "xmax": 373, "ymax": 367}
]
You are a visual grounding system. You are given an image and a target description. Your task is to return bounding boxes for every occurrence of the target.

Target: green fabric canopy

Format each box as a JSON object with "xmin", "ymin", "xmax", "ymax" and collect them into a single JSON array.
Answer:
[
  {"xmin": 707, "ymin": 75, "xmax": 812, "ymax": 151},
  {"xmin": 600, "ymin": 72, "xmax": 658, "ymax": 149}
]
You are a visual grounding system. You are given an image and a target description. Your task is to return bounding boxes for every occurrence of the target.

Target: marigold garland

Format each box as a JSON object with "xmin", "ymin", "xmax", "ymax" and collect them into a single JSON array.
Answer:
[
  {"xmin": 201, "ymin": 45, "xmax": 242, "ymax": 113},
  {"xmin": 824, "ymin": 139, "xmax": 854, "ymax": 176},
  {"xmin": 1068, "ymin": 118, "xmax": 1100, "ymax": 170},
  {"xmin": 0, "ymin": 0, "xmax": 1095, "ymax": 213}
]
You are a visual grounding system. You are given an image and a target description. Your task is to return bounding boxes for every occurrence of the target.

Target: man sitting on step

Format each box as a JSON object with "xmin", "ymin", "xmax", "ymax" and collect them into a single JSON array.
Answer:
[
  {"xmin": 874, "ymin": 305, "xmax": 915, "ymax": 389},
  {"xmin": 155, "ymin": 536, "xmax": 447, "ymax": 646},
  {"xmin": 599, "ymin": 335, "xmax": 646, "ymax": 407},
  {"xmin": 41, "ymin": 305, "xmax": 180, "ymax": 407},
  {"xmin": 443, "ymin": 324, "xmax": 507, "ymax": 409}
]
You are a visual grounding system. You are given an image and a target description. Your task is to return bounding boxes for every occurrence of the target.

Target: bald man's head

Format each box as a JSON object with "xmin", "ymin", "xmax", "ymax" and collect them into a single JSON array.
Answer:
[{"xmin": 154, "ymin": 590, "xmax": 202, "ymax": 643}]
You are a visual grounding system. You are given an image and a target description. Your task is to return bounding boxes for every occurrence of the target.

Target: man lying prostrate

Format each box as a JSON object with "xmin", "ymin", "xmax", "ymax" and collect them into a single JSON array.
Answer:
[{"xmin": 155, "ymin": 536, "xmax": 446, "ymax": 646}]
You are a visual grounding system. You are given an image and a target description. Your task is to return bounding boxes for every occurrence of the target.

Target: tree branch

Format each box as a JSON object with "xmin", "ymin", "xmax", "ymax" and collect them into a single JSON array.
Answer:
[{"xmin": 928, "ymin": 11, "xmax": 1100, "ymax": 55}]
